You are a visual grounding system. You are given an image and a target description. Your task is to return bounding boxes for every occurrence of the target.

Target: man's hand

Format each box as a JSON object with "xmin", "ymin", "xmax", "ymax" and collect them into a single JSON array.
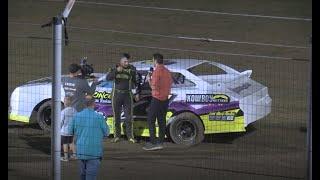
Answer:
[{"xmin": 116, "ymin": 66, "xmax": 123, "ymax": 72}]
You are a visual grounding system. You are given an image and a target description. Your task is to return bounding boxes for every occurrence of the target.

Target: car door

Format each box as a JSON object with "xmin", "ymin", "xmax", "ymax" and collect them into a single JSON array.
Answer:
[{"xmin": 92, "ymin": 75, "xmax": 113, "ymax": 118}]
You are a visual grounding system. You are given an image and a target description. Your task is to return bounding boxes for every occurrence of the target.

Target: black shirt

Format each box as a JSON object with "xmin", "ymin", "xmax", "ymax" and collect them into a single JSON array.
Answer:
[{"xmin": 62, "ymin": 76, "xmax": 96, "ymax": 111}]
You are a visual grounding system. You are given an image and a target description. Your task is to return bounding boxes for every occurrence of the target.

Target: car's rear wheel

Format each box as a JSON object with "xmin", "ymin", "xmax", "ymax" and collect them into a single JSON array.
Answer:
[
  {"xmin": 169, "ymin": 112, "xmax": 204, "ymax": 146},
  {"xmin": 37, "ymin": 100, "xmax": 64, "ymax": 131}
]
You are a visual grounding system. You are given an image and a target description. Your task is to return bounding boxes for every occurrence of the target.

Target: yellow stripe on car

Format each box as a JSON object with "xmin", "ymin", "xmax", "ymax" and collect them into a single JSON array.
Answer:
[
  {"xmin": 201, "ymin": 109, "xmax": 246, "ymax": 133},
  {"xmin": 9, "ymin": 113, "xmax": 30, "ymax": 123}
]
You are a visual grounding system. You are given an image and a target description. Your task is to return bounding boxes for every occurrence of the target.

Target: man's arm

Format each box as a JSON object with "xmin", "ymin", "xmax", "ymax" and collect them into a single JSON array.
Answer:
[
  {"xmin": 149, "ymin": 69, "xmax": 160, "ymax": 91},
  {"xmin": 130, "ymin": 66, "xmax": 137, "ymax": 87},
  {"xmin": 106, "ymin": 67, "xmax": 117, "ymax": 81},
  {"xmin": 100, "ymin": 116, "xmax": 109, "ymax": 137},
  {"xmin": 130, "ymin": 66, "xmax": 142, "ymax": 100},
  {"xmin": 60, "ymin": 110, "xmax": 65, "ymax": 129},
  {"xmin": 134, "ymin": 71, "xmax": 142, "ymax": 97},
  {"xmin": 79, "ymin": 78, "xmax": 96, "ymax": 95},
  {"xmin": 67, "ymin": 115, "xmax": 76, "ymax": 136}
]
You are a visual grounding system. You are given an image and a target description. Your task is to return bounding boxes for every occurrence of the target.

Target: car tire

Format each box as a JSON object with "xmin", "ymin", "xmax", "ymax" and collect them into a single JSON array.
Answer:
[
  {"xmin": 169, "ymin": 112, "xmax": 204, "ymax": 146},
  {"xmin": 37, "ymin": 100, "xmax": 64, "ymax": 131},
  {"xmin": 37, "ymin": 101, "xmax": 52, "ymax": 131}
]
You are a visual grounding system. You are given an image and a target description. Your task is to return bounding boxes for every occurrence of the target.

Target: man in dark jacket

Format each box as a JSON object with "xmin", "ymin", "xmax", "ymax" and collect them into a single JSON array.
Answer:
[
  {"xmin": 62, "ymin": 63, "xmax": 98, "ymax": 112},
  {"xmin": 106, "ymin": 53, "xmax": 140, "ymax": 143}
]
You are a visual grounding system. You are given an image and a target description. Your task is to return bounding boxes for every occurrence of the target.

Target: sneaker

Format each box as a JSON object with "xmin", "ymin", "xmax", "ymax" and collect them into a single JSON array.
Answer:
[
  {"xmin": 128, "ymin": 138, "xmax": 137, "ymax": 144},
  {"xmin": 156, "ymin": 143, "xmax": 164, "ymax": 150},
  {"xmin": 70, "ymin": 154, "xmax": 77, "ymax": 160},
  {"xmin": 111, "ymin": 137, "xmax": 121, "ymax": 143},
  {"xmin": 61, "ymin": 157, "xmax": 69, "ymax": 162},
  {"xmin": 142, "ymin": 142, "xmax": 163, "ymax": 151}
]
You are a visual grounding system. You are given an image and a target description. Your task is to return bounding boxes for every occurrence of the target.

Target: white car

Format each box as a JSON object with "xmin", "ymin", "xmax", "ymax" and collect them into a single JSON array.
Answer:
[{"xmin": 9, "ymin": 59, "xmax": 272, "ymax": 145}]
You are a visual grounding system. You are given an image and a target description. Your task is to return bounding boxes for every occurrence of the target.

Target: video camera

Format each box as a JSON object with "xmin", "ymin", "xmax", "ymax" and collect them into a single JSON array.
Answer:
[{"xmin": 78, "ymin": 57, "xmax": 94, "ymax": 79}]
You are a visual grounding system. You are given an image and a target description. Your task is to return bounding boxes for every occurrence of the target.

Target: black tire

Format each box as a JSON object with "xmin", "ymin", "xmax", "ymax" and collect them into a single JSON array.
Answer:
[
  {"xmin": 37, "ymin": 101, "xmax": 52, "ymax": 131},
  {"xmin": 37, "ymin": 100, "xmax": 64, "ymax": 131},
  {"xmin": 169, "ymin": 112, "xmax": 204, "ymax": 146}
]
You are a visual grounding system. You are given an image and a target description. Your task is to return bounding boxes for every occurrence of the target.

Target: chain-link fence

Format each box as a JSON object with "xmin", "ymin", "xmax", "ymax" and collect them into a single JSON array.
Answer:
[
  {"xmin": 8, "ymin": 35, "xmax": 310, "ymax": 180},
  {"xmin": 8, "ymin": 0, "xmax": 311, "ymax": 179}
]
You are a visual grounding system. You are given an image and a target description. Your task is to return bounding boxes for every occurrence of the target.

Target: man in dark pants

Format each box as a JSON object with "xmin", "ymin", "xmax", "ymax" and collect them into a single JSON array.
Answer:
[
  {"xmin": 106, "ymin": 53, "xmax": 140, "ymax": 143},
  {"xmin": 143, "ymin": 53, "xmax": 173, "ymax": 151}
]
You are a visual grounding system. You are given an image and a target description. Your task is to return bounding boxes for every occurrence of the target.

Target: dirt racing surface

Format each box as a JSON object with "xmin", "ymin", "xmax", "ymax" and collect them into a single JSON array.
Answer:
[
  {"xmin": 8, "ymin": 0, "xmax": 311, "ymax": 179},
  {"xmin": 8, "ymin": 121, "xmax": 307, "ymax": 180}
]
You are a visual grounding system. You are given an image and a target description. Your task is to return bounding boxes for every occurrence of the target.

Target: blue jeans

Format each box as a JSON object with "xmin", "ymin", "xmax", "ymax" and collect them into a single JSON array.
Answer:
[{"xmin": 79, "ymin": 159, "xmax": 101, "ymax": 180}]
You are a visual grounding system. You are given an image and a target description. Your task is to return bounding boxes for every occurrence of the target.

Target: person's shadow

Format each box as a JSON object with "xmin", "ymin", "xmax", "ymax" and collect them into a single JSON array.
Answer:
[
  {"xmin": 202, "ymin": 124, "xmax": 256, "ymax": 144},
  {"xmin": 19, "ymin": 135, "xmax": 51, "ymax": 155}
]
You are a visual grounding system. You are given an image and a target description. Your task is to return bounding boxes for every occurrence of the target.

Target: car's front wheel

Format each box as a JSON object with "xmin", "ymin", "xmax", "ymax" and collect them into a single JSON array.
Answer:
[
  {"xmin": 37, "ymin": 101, "xmax": 52, "ymax": 131},
  {"xmin": 37, "ymin": 100, "xmax": 64, "ymax": 131},
  {"xmin": 169, "ymin": 112, "xmax": 204, "ymax": 146}
]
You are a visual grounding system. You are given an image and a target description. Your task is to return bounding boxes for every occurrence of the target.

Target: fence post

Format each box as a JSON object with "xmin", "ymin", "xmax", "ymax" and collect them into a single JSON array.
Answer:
[
  {"xmin": 51, "ymin": 16, "xmax": 62, "ymax": 180},
  {"xmin": 307, "ymin": 35, "xmax": 312, "ymax": 180}
]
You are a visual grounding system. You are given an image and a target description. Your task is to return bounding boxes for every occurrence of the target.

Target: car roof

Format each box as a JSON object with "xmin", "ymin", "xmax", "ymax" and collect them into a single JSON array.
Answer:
[{"xmin": 131, "ymin": 59, "xmax": 209, "ymax": 70}]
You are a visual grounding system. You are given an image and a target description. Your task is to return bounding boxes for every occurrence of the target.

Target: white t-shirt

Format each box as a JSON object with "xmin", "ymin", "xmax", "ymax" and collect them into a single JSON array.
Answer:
[{"xmin": 61, "ymin": 106, "xmax": 77, "ymax": 136}]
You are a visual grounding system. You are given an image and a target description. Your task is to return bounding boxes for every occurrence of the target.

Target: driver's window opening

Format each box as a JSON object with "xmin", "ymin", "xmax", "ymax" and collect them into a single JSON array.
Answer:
[{"xmin": 171, "ymin": 72, "xmax": 196, "ymax": 88}]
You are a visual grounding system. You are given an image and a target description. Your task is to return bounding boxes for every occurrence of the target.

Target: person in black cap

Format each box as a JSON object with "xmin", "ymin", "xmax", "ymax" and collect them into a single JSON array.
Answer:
[
  {"xmin": 106, "ymin": 53, "xmax": 140, "ymax": 143},
  {"xmin": 62, "ymin": 63, "xmax": 98, "ymax": 112}
]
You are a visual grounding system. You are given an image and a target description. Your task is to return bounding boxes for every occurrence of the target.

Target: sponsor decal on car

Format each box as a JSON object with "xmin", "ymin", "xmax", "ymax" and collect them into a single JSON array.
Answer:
[
  {"xmin": 186, "ymin": 94, "xmax": 230, "ymax": 104},
  {"xmin": 208, "ymin": 111, "xmax": 236, "ymax": 121},
  {"xmin": 93, "ymin": 91, "xmax": 112, "ymax": 103}
]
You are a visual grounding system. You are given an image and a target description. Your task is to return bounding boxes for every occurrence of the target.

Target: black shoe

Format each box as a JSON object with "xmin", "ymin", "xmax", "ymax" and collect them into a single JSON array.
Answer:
[{"xmin": 142, "ymin": 142, "xmax": 163, "ymax": 151}]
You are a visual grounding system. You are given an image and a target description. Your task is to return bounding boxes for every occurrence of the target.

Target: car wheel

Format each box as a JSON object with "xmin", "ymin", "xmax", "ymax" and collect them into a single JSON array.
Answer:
[
  {"xmin": 37, "ymin": 101, "xmax": 52, "ymax": 131},
  {"xmin": 169, "ymin": 112, "xmax": 204, "ymax": 146},
  {"xmin": 37, "ymin": 100, "xmax": 64, "ymax": 131}
]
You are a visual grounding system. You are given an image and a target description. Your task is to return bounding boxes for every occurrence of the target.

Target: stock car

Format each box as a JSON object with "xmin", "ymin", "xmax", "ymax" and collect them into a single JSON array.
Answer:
[{"xmin": 9, "ymin": 59, "xmax": 272, "ymax": 145}]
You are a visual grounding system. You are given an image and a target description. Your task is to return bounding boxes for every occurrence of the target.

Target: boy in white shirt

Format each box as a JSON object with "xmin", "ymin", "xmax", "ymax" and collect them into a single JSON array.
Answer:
[{"xmin": 61, "ymin": 95, "xmax": 77, "ymax": 161}]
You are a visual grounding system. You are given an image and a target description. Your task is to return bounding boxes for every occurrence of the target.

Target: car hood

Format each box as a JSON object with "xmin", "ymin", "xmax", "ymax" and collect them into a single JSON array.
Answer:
[
  {"xmin": 21, "ymin": 74, "xmax": 98, "ymax": 87},
  {"xmin": 22, "ymin": 75, "xmax": 69, "ymax": 86},
  {"xmin": 23, "ymin": 77, "xmax": 52, "ymax": 86}
]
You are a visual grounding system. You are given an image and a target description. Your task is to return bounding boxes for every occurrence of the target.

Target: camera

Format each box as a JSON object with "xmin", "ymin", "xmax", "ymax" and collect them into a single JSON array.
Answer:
[{"xmin": 78, "ymin": 57, "xmax": 94, "ymax": 79}]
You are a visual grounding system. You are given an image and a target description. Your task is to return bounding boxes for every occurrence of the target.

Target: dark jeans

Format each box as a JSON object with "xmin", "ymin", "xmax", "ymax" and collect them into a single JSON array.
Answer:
[
  {"xmin": 147, "ymin": 97, "xmax": 169, "ymax": 144},
  {"xmin": 79, "ymin": 159, "xmax": 101, "ymax": 180},
  {"xmin": 112, "ymin": 90, "xmax": 134, "ymax": 139}
]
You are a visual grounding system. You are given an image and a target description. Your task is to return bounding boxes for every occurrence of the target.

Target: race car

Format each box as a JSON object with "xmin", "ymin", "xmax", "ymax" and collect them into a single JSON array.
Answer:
[{"xmin": 9, "ymin": 59, "xmax": 272, "ymax": 145}]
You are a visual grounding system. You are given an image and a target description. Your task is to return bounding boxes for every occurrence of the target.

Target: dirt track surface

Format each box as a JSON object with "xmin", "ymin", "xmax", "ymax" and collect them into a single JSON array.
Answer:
[
  {"xmin": 8, "ymin": 0, "xmax": 311, "ymax": 179},
  {"xmin": 8, "ymin": 120, "xmax": 307, "ymax": 180}
]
